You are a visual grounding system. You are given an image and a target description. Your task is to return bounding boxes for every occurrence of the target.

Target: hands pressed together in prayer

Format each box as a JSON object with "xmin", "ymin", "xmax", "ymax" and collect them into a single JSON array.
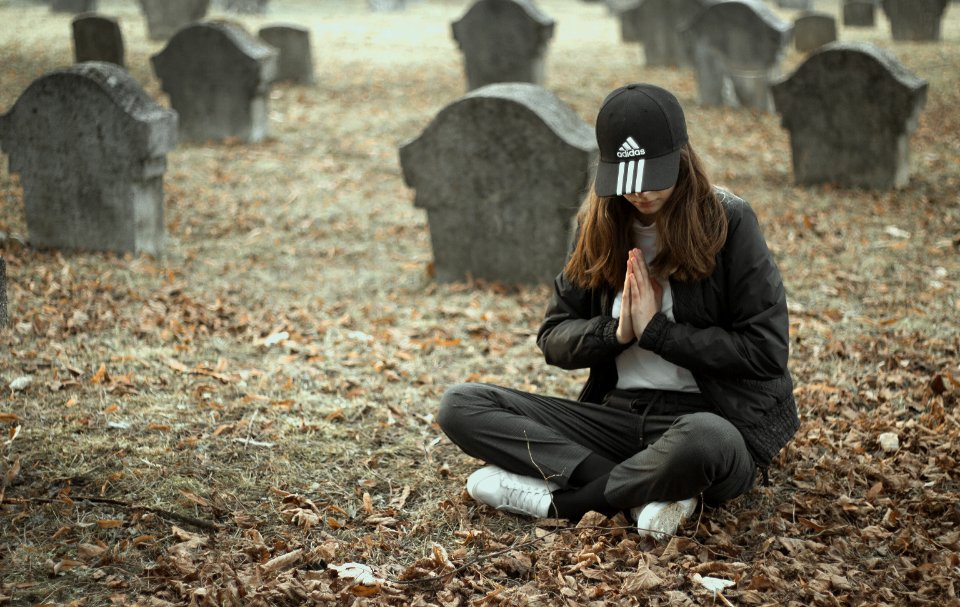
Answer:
[{"xmin": 615, "ymin": 248, "xmax": 663, "ymax": 345}]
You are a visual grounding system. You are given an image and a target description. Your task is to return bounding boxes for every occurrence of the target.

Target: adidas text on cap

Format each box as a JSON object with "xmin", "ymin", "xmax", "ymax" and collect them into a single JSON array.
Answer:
[{"xmin": 594, "ymin": 83, "xmax": 688, "ymax": 198}]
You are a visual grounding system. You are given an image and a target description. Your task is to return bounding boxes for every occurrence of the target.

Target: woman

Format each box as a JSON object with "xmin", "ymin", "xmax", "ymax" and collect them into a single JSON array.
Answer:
[{"xmin": 437, "ymin": 83, "xmax": 799, "ymax": 540}]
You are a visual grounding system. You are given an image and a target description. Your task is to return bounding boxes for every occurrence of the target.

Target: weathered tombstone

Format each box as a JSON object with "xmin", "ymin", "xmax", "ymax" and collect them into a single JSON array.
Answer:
[
  {"xmin": 258, "ymin": 25, "xmax": 314, "ymax": 85},
  {"xmin": 616, "ymin": 0, "xmax": 715, "ymax": 67},
  {"xmin": 52, "ymin": 0, "xmax": 96, "ymax": 13},
  {"xmin": 794, "ymin": 12, "xmax": 837, "ymax": 53},
  {"xmin": 682, "ymin": 1, "xmax": 792, "ymax": 112},
  {"xmin": 881, "ymin": 0, "xmax": 949, "ymax": 41},
  {"xmin": 843, "ymin": 0, "xmax": 876, "ymax": 27},
  {"xmin": 151, "ymin": 21, "xmax": 277, "ymax": 143},
  {"xmin": 72, "ymin": 14, "xmax": 125, "ymax": 67},
  {"xmin": 771, "ymin": 42, "xmax": 927, "ymax": 189},
  {"xmin": 139, "ymin": 0, "xmax": 210, "ymax": 41},
  {"xmin": 0, "ymin": 258, "xmax": 7, "ymax": 327},
  {"xmin": 777, "ymin": 0, "xmax": 812, "ymax": 9},
  {"xmin": 0, "ymin": 62, "xmax": 177, "ymax": 255},
  {"xmin": 452, "ymin": 0, "xmax": 555, "ymax": 91},
  {"xmin": 400, "ymin": 83, "xmax": 597, "ymax": 284}
]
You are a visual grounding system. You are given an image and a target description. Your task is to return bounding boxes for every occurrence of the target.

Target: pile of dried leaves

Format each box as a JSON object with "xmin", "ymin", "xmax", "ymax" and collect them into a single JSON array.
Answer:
[{"xmin": 1, "ymin": 1, "xmax": 958, "ymax": 605}]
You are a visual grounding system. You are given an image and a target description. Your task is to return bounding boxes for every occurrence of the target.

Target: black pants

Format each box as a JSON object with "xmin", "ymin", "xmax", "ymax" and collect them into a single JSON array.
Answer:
[{"xmin": 437, "ymin": 383, "xmax": 756, "ymax": 509}]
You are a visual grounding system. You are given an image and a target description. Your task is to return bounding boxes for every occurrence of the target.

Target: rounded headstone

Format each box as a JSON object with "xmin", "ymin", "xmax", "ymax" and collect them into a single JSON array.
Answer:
[
  {"xmin": 881, "ymin": 0, "xmax": 949, "ymax": 41},
  {"xmin": 0, "ymin": 62, "xmax": 178, "ymax": 254},
  {"xmin": 400, "ymin": 83, "xmax": 597, "ymax": 284},
  {"xmin": 139, "ymin": 0, "xmax": 210, "ymax": 41},
  {"xmin": 682, "ymin": 1, "xmax": 792, "ymax": 111},
  {"xmin": 452, "ymin": 0, "xmax": 555, "ymax": 91},
  {"xmin": 151, "ymin": 21, "xmax": 277, "ymax": 143},
  {"xmin": 772, "ymin": 42, "xmax": 928, "ymax": 189}
]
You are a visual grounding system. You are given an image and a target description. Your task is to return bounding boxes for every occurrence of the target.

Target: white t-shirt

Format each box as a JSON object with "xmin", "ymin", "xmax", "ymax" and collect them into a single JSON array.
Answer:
[{"xmin": 611, "ymin": 221, "xmax": 700, "ymax": 393}]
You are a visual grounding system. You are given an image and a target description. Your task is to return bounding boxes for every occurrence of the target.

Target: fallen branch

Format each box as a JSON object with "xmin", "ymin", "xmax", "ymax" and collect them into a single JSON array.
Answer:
[{"xmin": 2, "ymin": 495, "xmax": 222, "ymax": 532}]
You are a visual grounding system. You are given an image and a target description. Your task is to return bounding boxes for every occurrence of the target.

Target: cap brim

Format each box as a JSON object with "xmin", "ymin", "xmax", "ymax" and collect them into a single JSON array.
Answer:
[{"xmin": 594, "ymin": 148, "xmax": 682, "ymax": 197}]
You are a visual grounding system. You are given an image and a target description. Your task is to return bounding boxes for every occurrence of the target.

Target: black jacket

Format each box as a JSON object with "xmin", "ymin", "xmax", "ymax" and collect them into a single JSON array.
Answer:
[{"xmin": 536, "ymin": 189, "xmax": 799, "ymax": 467}]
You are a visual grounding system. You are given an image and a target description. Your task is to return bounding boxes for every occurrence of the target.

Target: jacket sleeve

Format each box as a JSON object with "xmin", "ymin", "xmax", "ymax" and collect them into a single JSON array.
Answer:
[
  {"xmin": 536, "ymin": 271, "xmax": 630, "ymax": 370},
  {"xmin": 638, "ymin": 200, "xmax": 790, "ymax": 380}
]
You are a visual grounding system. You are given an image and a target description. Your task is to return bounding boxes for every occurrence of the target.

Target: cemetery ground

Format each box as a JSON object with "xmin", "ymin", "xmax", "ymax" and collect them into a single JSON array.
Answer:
[{"xmin": 0, "ymin": 0, "xmax": 958, "ymax": 604}]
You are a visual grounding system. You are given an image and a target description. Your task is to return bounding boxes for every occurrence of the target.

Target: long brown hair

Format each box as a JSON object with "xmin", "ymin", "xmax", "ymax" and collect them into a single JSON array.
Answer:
[{"xmin": 563, "ymin": 143, "xmax": 728, "ymax": 289}]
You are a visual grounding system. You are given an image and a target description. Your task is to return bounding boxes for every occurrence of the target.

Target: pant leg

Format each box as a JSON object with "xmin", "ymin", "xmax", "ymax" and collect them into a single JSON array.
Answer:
[
  {"xmin": 604, "ymin": 411, "xmax": 755, "ymax": 509},
  {"xmin": 437, "ymin": 382, "xmax": 641, "ymax": 489}
]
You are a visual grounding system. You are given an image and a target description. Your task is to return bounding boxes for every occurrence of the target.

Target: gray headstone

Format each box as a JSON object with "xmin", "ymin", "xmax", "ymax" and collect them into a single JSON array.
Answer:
[
  {"xmin": 0, "ymin": 258, "xmax": 7, "ymax": 327},
  {"xmin": 682, "ymin": 1, "xmax": 792, "ymax": 112},
  {"xmin": 777, "ymin": 0, "xmax": 812, "ymax": 9},
  {"xmin": 139, "ymin": 0, "xmax": 210, "ymax": 41},
  {"xmin": 843, "ymin": 0, "xmax": 876, "ymax": 27},
  {"xmin": 617, "ymin": 0, "xmax": 716, "ymax": 67},
  {"xmin": 400, "ymin": 83, "xmax": 597, "ymax": 284},
  {"xmin": 452, "ymin": 0, "xmax": 555, "ymax": 91},
  {"xmin": 151, "ymin": 21, "xmax": 278, "ymax": 143},
  {"xmin": 52, "ymin": 0, "xmax": 96, "ymax": 13},
  {"xmin": 259, "ymin": 25, "xmax": 314, "ymax": 85},
  {"xmin": 771, "ymin": 42, "xmax": 927, "ymax": 189},
  {"xmin": 72, "ymin": 14, "xmax": 125, "ymax": 67},
  {"xmin": 794, "ymin": 12, "xmax": 837, "ymax": 53},
  {"xmin": 881, "ymin": 0, "xmax": 949, "ymax": 41},
  {"xmin": 0, "ymin": 62, "xmax": 177, "ymax": 255}
]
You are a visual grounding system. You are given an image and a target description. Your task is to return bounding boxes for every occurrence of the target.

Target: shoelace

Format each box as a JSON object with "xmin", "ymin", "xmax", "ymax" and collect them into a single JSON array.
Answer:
[{"xmin": 500, "ymin": 476, "xmax": 550, "ymax": 514}]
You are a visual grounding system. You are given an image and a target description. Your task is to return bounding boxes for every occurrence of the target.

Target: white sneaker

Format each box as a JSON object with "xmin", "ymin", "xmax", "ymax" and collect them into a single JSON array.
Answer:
[
  {"xmin": 631, "ymin": 497, "xmax": 698, "ymax": 541},
  {"xmin": 466, "ymin": 465, "xmax": 559, "ymax": 518}
]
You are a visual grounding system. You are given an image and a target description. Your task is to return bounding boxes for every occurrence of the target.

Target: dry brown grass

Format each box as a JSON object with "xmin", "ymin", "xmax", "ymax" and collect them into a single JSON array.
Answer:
[{"xmin": 1, "ymin": 0, "xmax": 959, "ymax": 605}]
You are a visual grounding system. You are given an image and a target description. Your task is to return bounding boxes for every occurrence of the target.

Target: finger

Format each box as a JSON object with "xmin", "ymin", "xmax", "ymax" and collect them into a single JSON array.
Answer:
[
  {"xmin": 629, "ymin": 251, "xmax": 643, "ymax": 283},
  {"xmin": 624, "ymin": 269, "xmax": 633, "ymax": 303},
  {"xmin": 634, "ymin": 250, "xmax": 649, "ymax": 281},
  {"xmin": 629, "ymin": 271, "xmax": 643, "ymax": 301}
]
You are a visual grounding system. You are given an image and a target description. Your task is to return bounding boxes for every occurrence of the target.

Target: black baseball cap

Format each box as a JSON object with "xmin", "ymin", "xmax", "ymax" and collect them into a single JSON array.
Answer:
[{"xmin": 594, "ymin": 83, "xmax": 688, "ymax": 197}]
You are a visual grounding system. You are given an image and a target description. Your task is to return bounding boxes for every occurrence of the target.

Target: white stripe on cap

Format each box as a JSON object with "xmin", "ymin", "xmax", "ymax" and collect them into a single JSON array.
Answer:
[
  {"xmin": 634, "ymin": 159, "xmax": 645, "ymax": 193},
  {"xmin": 616, "ymin": 162, "xmax": 626, "ymax": 196},
  {"xmin": 625, "ymin": 161, "xmax": 635, "ymax": 195}
]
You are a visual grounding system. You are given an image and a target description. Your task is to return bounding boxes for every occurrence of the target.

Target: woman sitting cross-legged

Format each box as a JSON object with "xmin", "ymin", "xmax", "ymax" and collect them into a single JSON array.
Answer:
[{"xmin": 437, "ymin": 83, "xmax": 799, "ymax": 540}]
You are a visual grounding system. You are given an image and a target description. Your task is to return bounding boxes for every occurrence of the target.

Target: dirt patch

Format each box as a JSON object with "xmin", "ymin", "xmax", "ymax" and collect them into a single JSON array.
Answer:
[{"xmin": 1, "ymin": 0, "xmax": 958, "ymax": 605}]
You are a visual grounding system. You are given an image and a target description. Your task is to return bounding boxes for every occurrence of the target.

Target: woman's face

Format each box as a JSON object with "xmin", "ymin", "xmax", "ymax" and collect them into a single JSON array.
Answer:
[{"xmin": 623, "ymin": 185, "xmax": 675, "ymax": 225}]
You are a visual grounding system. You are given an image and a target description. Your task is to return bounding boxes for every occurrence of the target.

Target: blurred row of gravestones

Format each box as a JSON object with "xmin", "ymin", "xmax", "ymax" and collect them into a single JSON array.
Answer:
[{"xmin": 0, "ymin": 0, "xmax": 948, "ymax": 314}]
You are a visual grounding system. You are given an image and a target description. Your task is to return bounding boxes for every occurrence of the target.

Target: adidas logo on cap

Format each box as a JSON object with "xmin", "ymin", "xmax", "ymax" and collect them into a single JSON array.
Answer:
[{"xmin": 617, "ymin": 137, "xmax": 645, "ymax": 158}]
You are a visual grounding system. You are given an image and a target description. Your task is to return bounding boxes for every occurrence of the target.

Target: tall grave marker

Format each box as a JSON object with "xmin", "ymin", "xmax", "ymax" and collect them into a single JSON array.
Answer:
[
  {"xmin": 772, "ymin": 42, "xmax": 927, "ymax": 189},
  {"xmin": 259, "ymin": 25, "xmax": 314, "ymax": 85},
  {"xmin": 0, "ymin": 62, "xmax": 177, "ymax": 254},
  {"xmin": 452, "ymin": 0, "xmax": 555, "ymax": 91},
  {"xmin": 843, "ymin": 0, "xmax": 876, "ymax": 27},
  {"xmin": 617, "ymin": 0, "xmax": 715, "ymax": 67},
  {"xmin": 683, "ymin": 0, "xmax": 792, "ymax": 112},
  {"xmin": 152, "ymin": 22, "xmax": 277, "ymax": 143},
  {"xmin": 400, "ymin": 83, "xmax": 597, "ymax": 284},
  {"xmin": 881, "ymin": 0, "xmax": 949, "ymax": 41},
  {"xmin": 794, "ymin": 12, "xmax": 837, "ymax": 53},
  {"xmin": 139, "ymin": 0, "xmax": 210, "ymax": 41},
  {"xmin": 73, "ymin": 14, "xmax": 125, "ymax": 67}
]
